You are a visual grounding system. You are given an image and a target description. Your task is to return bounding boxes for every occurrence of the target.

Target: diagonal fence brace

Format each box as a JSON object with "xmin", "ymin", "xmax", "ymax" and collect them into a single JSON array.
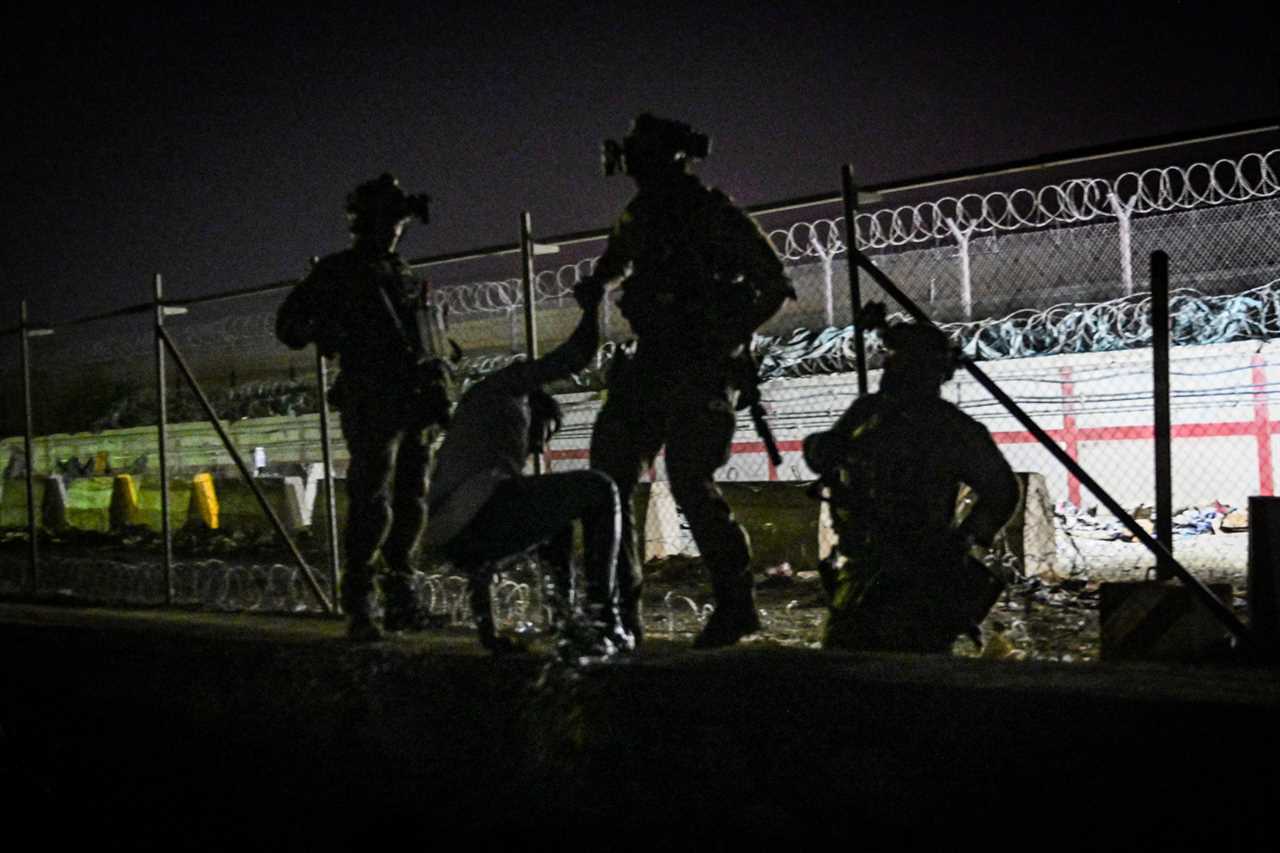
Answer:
[
  {"xmin": 845, "ymin": 246, "xmax": 1262, "ymax": 656},
  {"xmin": 159, "ymin": 326, "xmax": 335, "ymax": 613}
]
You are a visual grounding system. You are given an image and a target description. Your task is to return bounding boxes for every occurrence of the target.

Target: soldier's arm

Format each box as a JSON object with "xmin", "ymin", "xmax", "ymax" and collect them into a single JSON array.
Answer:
[
  {"xmin": 577, "ymin": 203, "xmax": 643, "ymax": 290},
  {"xmin": 275, "ymin": 262, "xmax": 344, "ymax": 355},
  {"xmin": 490, "ymin": 288, "xmax": 602, "ymax": 393},
  {"xmin": 803, "ymin": 398, "xmax": 873, "ymax": 475},
  {"xmin": 954, "ymin": 416, "xmax": 1021, "ymax": 546},
  {"xmin": 715, "ymin": 198, "xmax": 795, "ymax": 338}
]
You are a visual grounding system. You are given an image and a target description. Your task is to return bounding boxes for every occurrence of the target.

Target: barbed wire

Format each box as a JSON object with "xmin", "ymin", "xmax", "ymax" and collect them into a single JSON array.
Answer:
[
  {"xmin": 21, "ymin": 149, "xmax": 1278, "ymax": 362},
  {"xmin": 751, "ymin": 278, "xmax": 1280, "ymax": 379},
  {"xmin": 770, "ymin": 148, "xmax": 1280, "ymax": 260},
  {"xmin": 416, "ymin": 148, "xmax": 1280, "ymax": 314},
  {"xmin": 1, "ymin": 555, "xmax": 555, "ymax": 632}
]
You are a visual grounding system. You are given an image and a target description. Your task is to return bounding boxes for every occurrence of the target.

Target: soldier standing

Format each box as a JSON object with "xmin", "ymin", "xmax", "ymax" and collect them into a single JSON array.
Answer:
[
  {"xmin": 276, "ymin": 174, "xmax": 450, "ymax": 640},
  {"xmin": 803, "ymin": 306, "xmax": 1021, "ymax": 653},
  {"xmin": 576, "ymin": 114, "xmax": 795, "ymax": 649}
]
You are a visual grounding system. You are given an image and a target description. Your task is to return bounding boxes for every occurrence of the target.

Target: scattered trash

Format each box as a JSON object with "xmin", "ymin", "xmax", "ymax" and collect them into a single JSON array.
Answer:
[
  {"xmin": 1221, "ymin": 508, "xmax": 1249, "ymax": 532},
  {"xmin": 1056, "ymin": 499, "xmax": 1240, "ymax": 542}
]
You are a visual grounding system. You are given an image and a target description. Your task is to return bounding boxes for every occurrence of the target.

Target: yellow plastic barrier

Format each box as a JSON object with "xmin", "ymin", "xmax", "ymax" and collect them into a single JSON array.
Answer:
[
  {"xmin": 188, "ymin": 472, "xmax": 219, "ymax": 529},
  {"xmin": 109, "ymin": 473, "xmax": 140, "ymax": 529}
]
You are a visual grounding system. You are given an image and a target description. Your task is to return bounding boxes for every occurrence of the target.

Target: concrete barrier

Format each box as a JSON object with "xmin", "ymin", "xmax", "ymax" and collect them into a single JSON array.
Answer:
[
  {"xmin": 0, "ymin": 476, "xmax": 45, "ymax": 528},
  {"xmin": 639, "ymin": 481, "xmax": 822, "ymax": 569},
  {"xmin": 215, "ymin": 475, "xmax": 308, "ymax": 534},
  {"xmin": 133, "ymin": 476, "xmax": 195, "ymax": 531},
  {"xmin": 63, "ymin": 476, "xmax": 114, "ymax": 532},
  {"xmin": 41, "ymin": 474, "xmax": 68, "ymax": 531}
]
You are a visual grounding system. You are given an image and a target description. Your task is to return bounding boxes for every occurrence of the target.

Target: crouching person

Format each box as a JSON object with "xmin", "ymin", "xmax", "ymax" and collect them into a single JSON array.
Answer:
[
  {"xmin": 803, "ymin": 304, "xmax": 1020, "ymax": 653},
  {"xmin": 422, "ymin": 278, "xmax": 633, "ymax": 659}
]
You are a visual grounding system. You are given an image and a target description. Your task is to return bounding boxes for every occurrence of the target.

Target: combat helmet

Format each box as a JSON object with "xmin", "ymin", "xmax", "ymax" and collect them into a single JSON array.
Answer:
[
  {"xmin": 863, "ymin": 301, "xmax": 959, "ymax": 384},
  {"xmin": 602, "ymin": 113, "xmax": 711, "ymax": 177},
  {"xmin": 345, "ymin": 173, "xmax": 431, "ymax": 235}
]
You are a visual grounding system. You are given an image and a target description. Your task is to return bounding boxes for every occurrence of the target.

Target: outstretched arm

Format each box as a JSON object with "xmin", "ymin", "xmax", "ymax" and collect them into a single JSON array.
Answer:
[{"xmin": 491, "ymin": 280, "xmax": 603, "ymax": 393}]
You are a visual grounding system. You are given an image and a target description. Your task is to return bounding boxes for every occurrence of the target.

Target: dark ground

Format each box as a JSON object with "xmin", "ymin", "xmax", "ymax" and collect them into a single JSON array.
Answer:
[
  {"xmin": 2, "ymin": 584, "xmax": 1279, "ymax": 850},
  {"xmin": 0, "ymin": 529, "xmax": 1184, "ymax": 663}
]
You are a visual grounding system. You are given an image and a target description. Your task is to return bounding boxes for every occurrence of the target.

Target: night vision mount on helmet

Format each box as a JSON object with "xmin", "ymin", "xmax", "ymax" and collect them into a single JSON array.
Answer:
[
  {"xmin": 862, "ymin": 301, "xmax": 960, "ymax": 381},
  {"xmin": 345, "ymin": 173, "xmax": 431, "ymax": 231},
  {"xmin": 602, "ymin": 113, "xmax": 711, "ymax": 177}
]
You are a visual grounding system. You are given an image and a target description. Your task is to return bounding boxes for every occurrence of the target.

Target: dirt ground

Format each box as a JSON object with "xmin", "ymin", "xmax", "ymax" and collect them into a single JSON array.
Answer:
[
  {"xmin": 0, "ymin": 526, "xmax": 1253, "ymax": 663},
  {"xmin": 630, "ymin": 528, "xmax": 1254, "ymax": 662}
]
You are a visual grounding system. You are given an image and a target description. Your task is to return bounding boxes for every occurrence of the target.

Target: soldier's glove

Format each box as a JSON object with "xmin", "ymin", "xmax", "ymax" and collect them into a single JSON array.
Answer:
[{"xmin": 573, "ymin": 277, "xmax": 606, "ymax": 310}]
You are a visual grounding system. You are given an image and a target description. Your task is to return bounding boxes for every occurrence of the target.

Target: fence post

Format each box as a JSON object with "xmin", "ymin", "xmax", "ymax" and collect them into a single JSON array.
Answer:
[
  {"xmin": 307, "ymin": 254, "xmax": 342, "ymax": 610},
  {"xmin": 811, "ymin": 230, "xmax": 836, "ymax": 328},
  {"xmin": 840, "ymin": 165, "xmax": 869, "ymax": 396},
  {"xmin": 153, "ymin": 274, "xmax": 174, "ymax": 603},
  {"xmin": 945, "ymin": 217, "xmax": 977, "ymax": 321},
  {"xmin": 1109, "ymin": 192, "xmax": 1138, "ymax": 296},
  {"xmin": 315, "ymin": 346, "xmax": 341, "ymax": 609},
  {"xmin": 594, "ymin": 258, "xmax": 612, "ymax": 338},
  {"xmin": 19, "ymin": 300, "xmax": 37, "ymax": 594},
  {"xmin": 158, "ymin": 327, "xmax": 335, "ymax": 613},
  {"xmin": 520, "ymin": 210, "xmax": 542, "ymax": 473},
  {"xmin": 1151, "ymin": 250, "xmax": 1174, "ymax": 580}
]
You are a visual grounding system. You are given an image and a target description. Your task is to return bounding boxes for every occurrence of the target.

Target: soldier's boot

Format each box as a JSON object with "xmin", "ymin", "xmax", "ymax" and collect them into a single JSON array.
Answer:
[
  {"xmin": 381, "ymin": 570, "xmax": 434, "ymax": 633},
  {"xmin": 340, "ymin": 565, "xmax": 383, "ymax": 642},
  {"xmin": 693, "ymin": 572, "xmax": 761, "ymax": 649}
]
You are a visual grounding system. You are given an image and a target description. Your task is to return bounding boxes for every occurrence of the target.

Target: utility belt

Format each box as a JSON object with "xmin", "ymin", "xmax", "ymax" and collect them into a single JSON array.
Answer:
[{"xmin": 610, "ymin": 339, "xmax": 782, "ymax": 467}]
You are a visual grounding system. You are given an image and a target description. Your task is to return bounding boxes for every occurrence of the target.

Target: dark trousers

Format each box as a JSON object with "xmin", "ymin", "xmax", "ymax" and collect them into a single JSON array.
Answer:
[
  {"xmin": 823, "ymin": 543, "xmax": 979, "ymax": 653},
  {"xmin": 338, "ymin": 392, "xmax": 436, "ymax": 611},
  {"xmin": 443, "ymin": 469, "xmax": 621, "ymax": 614},
  {"xmin": 589, "ymin": 355, "xmax": 753, "ymax": 615}
]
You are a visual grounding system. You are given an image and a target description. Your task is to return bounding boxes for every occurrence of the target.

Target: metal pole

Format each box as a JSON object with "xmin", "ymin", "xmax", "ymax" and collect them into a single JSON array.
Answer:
[
  {"xmin": 946, "ymin": 219, "xmax": 976, "ymax": 321},
  {"xmin": 19, "ymin": 301, "xmax": 37, "ymax": 594},
  {"xmin": 1247, "ymin": 496, "xmax": 1280, "ymax": 653},
  {"xmin": 840, "ymin": 165, "xmax": 869, "ymax": 396},
  {"xmin": 520, "ymin": 210, "xmax": 543, "ymax": 473},
  {"xmin": 315, "ymin": 346, "xmax": 341, "ymax": 610},
  {"xmin": 1110, "ymin": 193, "xmax": 1136, "ymax": 296},
  {"xmin": 846, "ymin": 242, "xmax": 1262, "ymax": 654},
  {"xmin": 158, "ymin": 327, "xmax": 335, "ymax": 613},
  {"xmin": 1151, "ymin": 251, "xmax": 1174, "ymax": 580},
  {"xmin": 153, "ymin": 274, "xmax": 174, "ymax": 603}
]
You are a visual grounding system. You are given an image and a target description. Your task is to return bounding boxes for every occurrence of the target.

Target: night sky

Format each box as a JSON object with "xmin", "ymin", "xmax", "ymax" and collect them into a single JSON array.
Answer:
[{"xmin": 2, "ymin": 1, "xmax": 1275, "ymax": 324}]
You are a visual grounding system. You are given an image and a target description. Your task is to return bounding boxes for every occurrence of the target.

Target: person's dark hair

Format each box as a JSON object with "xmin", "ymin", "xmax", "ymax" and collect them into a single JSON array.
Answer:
[{"xmin": 527, "ymin": 388, "xmax": 563, "ymax": 453}]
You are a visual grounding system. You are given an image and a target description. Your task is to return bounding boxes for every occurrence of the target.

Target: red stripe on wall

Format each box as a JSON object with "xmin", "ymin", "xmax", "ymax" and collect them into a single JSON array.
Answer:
[
  {"xmin": 1060, "ymin": 367, "xmax": 1081, "ymax": 506},
  {"xmin": 1253, "ymin": 355, "xmax": 1274, "ymax": 495},
  {"xmin": 545, "ymin": 398, "xmax": 1275, "ymax": 501}
]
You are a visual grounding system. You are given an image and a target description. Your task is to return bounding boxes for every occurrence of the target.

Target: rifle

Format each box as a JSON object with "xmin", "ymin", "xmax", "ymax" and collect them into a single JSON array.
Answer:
[{"xmin": 732, "ymin": 347, "xmax": 782, "ymax": 467}]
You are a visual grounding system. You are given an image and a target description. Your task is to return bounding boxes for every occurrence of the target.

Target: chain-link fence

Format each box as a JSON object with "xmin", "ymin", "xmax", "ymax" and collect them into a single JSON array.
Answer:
[{"xmin": 2, "ymin": 139, "xmax": 1278, "ymax": 614}]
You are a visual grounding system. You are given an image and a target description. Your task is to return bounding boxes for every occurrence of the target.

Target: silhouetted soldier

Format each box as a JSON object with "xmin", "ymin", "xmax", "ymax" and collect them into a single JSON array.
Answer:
[
  {"xmin": 576, "ymin": 114, "xmax": 795, "ymax": 648},
  {"xmin": 424, "ymin": 278, "xmax": 631, "ymax": 659},
  {"xmin": 803, "ymin": 305, "xmax": 1020, "ymax": 653},
  {"xmin": 276, "ymin": 174, "xmax": 450, "ymax": 640}
]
